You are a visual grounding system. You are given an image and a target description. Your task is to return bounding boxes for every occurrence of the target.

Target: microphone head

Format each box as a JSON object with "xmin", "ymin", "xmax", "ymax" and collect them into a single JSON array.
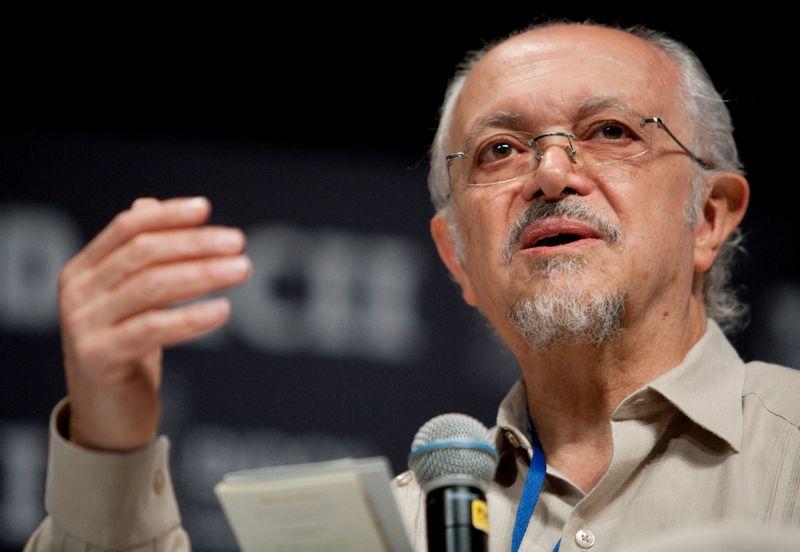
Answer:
[{"xmin": 408, "ymin": 413, "xmax": 499, "ymax": 490}]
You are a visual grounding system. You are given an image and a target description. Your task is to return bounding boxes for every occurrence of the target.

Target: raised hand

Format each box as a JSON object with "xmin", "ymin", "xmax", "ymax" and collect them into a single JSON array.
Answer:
[{"xmin": 57, "ymin": 197, "xmax": 251, "ymax": 451}]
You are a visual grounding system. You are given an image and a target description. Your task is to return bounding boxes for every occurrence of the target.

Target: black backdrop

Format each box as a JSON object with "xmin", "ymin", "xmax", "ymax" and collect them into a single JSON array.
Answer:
[{"xmin": 2, "ymin": 11, "xmax": 798, "ymax": 550}]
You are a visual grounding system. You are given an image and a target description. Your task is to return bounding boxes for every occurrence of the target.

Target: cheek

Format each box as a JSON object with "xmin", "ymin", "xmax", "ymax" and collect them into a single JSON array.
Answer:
[
  {"xmin": 601, "ymin": 171, "xmax": 693, "ymax": 272},
  {"xmin": 603, "ymin": 164, "xmax": 689, "ymax": 229},
  {"xmin": 456, "ymin": 187, "xmax": 521, "ymax": 255},
  {"xmin": 451, "ymin": 199, "xmax": 519, "ymax": 307}
]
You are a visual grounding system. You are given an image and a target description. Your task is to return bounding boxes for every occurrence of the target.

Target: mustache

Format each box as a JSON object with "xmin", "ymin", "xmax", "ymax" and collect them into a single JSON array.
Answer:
[{"xmin": 501, "ymin": 197, "xmax": 622, "ymax": 264}]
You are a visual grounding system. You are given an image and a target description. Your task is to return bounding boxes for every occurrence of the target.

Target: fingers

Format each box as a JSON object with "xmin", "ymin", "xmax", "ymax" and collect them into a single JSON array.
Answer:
[
  {"xmin": 98, "ymin": 226, "xmax": 245, "ymax": 293},
  {"xmin": 60, "ymin": 196, "xmax": 212, "ymax": 287},
  {"xmin": 58, "ymin": 195, "xmax": 251, "ymax": 355},
  {"xmin": 89, "ymin": 298, "xmax": 232, "ymax": 365},
  {"xmin": 61, "ymin": 225, "xmax": 246, "ymax": 313},
  {"xmin": 68, "ymin": 254, "xmax": 251, "ymax": 330},
  {"xmin": 131, "ymin": 197, "xmax": 160, "ymax": 210}
]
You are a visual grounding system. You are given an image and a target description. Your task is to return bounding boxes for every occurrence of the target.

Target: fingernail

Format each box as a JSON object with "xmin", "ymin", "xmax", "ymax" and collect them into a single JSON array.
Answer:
[
  {"xmin": 197, "ymin": 297, "xmax": 230, "ymax": 322},
  {"xmin": 215, "ymin": 229, "xmax": 244, "ymax": 251},
  {"xmin": 215, "ymin": 256, "xmax": 251, "ymax": 277},
  {"xmin": 184, "ymin": 197, "xmax": 208, "ymax": 213}
]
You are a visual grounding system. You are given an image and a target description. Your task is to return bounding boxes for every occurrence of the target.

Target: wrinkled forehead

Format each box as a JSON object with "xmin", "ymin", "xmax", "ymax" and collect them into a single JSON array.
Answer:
[{"xmin": 450, "ymin": 25, "xmax": 684, "ymax": 150}]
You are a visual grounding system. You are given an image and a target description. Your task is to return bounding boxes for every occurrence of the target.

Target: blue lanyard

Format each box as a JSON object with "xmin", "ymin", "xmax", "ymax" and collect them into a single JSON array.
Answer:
[{"xmin": 510, "ymin": 422, "xmax": 561, "ymax": 552}]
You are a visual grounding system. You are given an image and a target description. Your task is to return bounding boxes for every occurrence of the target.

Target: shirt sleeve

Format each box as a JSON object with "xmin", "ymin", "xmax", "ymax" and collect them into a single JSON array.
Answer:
[
  {"xmin": 23, "ymin": 399, "xmax": 190, "ymax": 551},
  {"xmin": 391, "ymin": 470, "xmax": 426, "ymax": 552}
]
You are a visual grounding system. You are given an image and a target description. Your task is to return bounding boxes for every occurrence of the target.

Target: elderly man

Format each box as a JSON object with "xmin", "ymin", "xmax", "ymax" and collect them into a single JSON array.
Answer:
[{"xmin": 26, "ymin": 21, "xmax": 800, "ymax": 552}]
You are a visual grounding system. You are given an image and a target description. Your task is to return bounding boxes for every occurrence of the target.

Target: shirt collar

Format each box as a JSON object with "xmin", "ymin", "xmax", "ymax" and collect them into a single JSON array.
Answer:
[
  {"xmin": 644, "ymin": 319, "xmax": 745, "ymax": 452},
  {"xmin": 490, "ymin": 379, "xmax": 531, "ymax": 486},
  {"xmin": 492, "ymin": 319, "xmax": 746, "ymax": 464},
  {"xmin": 497, "ymin": 378, "xmax": 528, "ymax": 441}
]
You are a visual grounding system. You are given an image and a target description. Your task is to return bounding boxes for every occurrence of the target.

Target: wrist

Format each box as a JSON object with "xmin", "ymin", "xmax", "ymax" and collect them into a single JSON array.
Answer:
[{"xmin": 67, "ymin": 401, "xmax": 156, "ymax": 452}]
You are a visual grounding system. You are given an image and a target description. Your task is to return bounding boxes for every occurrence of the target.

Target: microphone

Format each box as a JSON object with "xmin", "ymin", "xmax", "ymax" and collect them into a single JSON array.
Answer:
[{"xmin": 408, "ymin": 413, "xmax": 499, "ymax": 552}]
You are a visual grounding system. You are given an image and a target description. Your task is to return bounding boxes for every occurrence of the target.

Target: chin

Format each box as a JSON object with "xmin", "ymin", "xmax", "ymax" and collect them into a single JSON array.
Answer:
[
  {"xmin": 531, "ymin": 254, "xmax": 588, "ymax": 278},
  {"xmin": 506, "ymin": 286, "xmax": 628, "ymax": 350}
]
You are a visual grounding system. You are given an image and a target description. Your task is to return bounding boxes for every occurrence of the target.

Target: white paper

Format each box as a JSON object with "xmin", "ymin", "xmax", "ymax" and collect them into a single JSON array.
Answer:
[{"xmin": 215, "ymin": 456, "xmax": 412, "ymax": 552}]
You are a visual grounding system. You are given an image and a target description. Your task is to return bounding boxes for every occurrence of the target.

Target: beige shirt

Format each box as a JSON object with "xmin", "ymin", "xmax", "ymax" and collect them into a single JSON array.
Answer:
[{"xmin": 26, "ymin": 321, "xmax": 800, "ymax": 551}]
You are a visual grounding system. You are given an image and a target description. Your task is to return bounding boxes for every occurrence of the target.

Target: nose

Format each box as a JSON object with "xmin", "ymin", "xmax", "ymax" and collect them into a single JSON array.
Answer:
[{"xmin": 520, "ymin": 137, "xmax": 593, "ymax": 202}]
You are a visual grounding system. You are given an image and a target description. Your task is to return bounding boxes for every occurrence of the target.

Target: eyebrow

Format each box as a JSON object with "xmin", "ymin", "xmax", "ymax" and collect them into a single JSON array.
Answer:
[{"xmin": 573, "ymin": 96, "xmax": 641, "ymax": 121}]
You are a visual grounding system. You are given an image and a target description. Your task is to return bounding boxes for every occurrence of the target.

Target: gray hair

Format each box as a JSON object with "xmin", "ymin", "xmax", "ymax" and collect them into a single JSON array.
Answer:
[{"xmin": 427, "ymin": 21, "xmax": 748, "ymax": 334}]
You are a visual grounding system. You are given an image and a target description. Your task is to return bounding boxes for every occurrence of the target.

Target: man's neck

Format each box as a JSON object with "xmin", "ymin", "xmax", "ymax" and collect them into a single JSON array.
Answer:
[{"xmin": 516, "ymin": 309, "xmax": 708, "ymax": 493}]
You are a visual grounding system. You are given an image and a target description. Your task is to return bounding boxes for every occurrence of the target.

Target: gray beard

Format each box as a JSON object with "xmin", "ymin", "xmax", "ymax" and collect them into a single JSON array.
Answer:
[{"xmin": 506, "ymin": 256, "xmax": 626, "ymax": 349}]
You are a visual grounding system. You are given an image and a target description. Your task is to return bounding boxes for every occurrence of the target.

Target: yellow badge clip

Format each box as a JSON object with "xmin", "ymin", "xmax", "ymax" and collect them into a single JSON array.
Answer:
[{"xmin": 471, "ymin": 498, "xmax": 489, "ymax": 533}]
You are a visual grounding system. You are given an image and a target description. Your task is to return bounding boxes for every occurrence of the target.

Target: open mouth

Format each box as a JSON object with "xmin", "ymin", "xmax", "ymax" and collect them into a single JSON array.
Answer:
[
  {"xmin": 529, "ymin": 233, "xmax": 585, "ymax": 248},
  {"xmin": 520, "ymin": 220, "xmax": 602, "ymax": 251}
]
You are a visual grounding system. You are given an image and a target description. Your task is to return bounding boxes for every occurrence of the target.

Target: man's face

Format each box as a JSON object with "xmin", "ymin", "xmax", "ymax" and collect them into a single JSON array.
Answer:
[{"xmin": 438, "ymin": 25, "xmax": 703, "ymax": 350}]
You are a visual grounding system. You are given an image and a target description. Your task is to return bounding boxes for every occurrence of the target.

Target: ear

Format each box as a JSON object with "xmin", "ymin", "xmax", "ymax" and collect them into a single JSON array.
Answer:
[
  {"xmin": 694, "ymin": 171, "xmax": 750, "ymax": 273},
  {"xmin": 430, "ymin": 212, "xmax": 479, "ymax": 306}
]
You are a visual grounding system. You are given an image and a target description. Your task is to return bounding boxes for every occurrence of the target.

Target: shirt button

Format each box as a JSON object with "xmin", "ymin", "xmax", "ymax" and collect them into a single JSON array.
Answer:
[
  {"xmin": 153, "ymin": 469, "xmax": 165, "ymax": 495},
  {"xmin": 394, "ymin": 472, "xmax": 412, "ymax": 486},
  {"xmin": 505, "ymin": 431, "xmax": 521, "ymax": 448},
  {"xmin": 575, "ymin": 528, "xmax": 596, "ymax": 549}
]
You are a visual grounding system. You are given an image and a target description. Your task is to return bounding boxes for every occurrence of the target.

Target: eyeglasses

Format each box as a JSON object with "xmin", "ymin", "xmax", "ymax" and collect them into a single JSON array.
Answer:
[{"xmin": 445, "ymin": 115, "xmax": 713, "ymax": 189}]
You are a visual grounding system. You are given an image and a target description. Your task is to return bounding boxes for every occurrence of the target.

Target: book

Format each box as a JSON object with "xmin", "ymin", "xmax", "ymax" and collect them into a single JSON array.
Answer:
[{"xmin": 215, "ymin": 456, "xmax": 413, "ymax": 552}]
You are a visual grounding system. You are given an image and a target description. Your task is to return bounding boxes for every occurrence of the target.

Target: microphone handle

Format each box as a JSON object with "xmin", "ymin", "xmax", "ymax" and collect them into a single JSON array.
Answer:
[{"xmin": 426, "ymin": 483, "xmax": 489, "ymax": 552}]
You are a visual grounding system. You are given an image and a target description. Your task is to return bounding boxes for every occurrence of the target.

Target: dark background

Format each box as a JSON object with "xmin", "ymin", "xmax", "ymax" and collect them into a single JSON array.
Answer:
[{"xmin": 2, "ymin": 11, "xmax": 797, "ymax": 550}]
